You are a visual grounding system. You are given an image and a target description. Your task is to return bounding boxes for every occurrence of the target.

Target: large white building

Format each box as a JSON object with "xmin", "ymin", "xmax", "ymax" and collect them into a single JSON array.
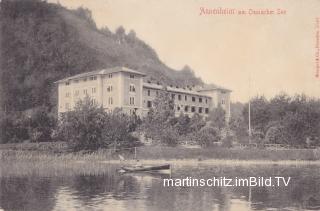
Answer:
[{"xmin": 55, "ymin": 67, "xmax": 231, "ymax": 119}]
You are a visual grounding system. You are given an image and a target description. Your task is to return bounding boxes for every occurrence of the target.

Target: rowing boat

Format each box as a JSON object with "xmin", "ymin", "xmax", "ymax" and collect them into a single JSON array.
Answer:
[{"xmin": 119, "ymin": 164, "xmax": 171, "ymax": 174}]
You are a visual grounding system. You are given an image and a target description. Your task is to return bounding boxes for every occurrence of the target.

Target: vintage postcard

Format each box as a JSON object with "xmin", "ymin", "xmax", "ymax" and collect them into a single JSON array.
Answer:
[{"xmin": 0, "ymin": 0, "xmax": 320, "ymax": 210}]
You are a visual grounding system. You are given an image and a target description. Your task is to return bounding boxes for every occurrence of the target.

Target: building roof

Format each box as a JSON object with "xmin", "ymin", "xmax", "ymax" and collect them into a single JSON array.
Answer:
[
  {"xmin": 55, "ymin": 67, "xmax": 146, "ymax": 83},
  {"xmin": 196, "ymin": 84, "xmax": 232, "ymax": 92},
  {"xmin": 143, "ymin": 82, "xmax": 212, "ymax": 98}
]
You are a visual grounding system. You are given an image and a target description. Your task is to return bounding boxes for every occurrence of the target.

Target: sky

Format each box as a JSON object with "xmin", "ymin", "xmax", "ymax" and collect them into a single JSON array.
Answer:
[{"xmin": 50, "ymin": 0, "xmax": 320, "ymax": 102}]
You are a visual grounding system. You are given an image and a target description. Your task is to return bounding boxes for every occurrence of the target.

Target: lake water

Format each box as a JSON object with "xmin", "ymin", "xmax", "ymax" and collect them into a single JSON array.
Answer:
[{"xmin": 0, "ymin": 163, "xmax": 319, "ymax": 211}]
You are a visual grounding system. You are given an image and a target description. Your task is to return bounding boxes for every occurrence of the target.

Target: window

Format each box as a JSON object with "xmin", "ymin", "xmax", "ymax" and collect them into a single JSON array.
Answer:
[
  {"xmin": 108, "ymin": 74, "xmax": 113, "ymax": 78},
  {"xmin": 147, "ymin": 101, "xmax": 152, "ymax": 108},
  {"xmin": 83, "ymin": 89, "xmax": 87, "ymax": 95},
  {"xmin": 185, "ymin": 95, "xmax": 187, "ymax": 101},
  {"xmin": 130, "ymin": 109, "xmax": 136, "ymax": 115},
  {"xmin": 89, "ymin": 76, "xmax": 94, "ymax": 81},
  {"xmin": 199, "ymin": 107, "xmax": 203, "ymax": 113},
  {"xmin": 171, "ymin": 94, "xmax": 175, "ymax": 99},
  {"xmin": 108, "ymin": 97, "xmax": 113, "ymax": 105},
  {"xmin": 205, "ymin": 98, "xmax": 208, "ymax": 104},
  {"xmin": 65, "ymin": 82, "xmax": 70, "ymax": 86},
  {"xmin": 65, "ymin": 103, "xmax": 70, "ymax": 110},
  {"xmin": 191, "ymin": 106, "xmax": 195, "ymax": 112},
  {"xmin": 129, "ymin": 84, "xmax": 135, "ymax": 92},
  {"xmin": 129, "ymin": 97, "xmax": 135, "ymax": 105},
  {"xmin": 222, "ymin": 99, "xmax": 225, "ymax": 105},
  {"xmin": 74, "ymin": 90, "xmax": 79, "ymax": 96},
  {"xmin": 184, "ymin": 106, "xmax": 189, "ymax": 112},
  {"xmin": 177, "ymin": 106, "xmax": 180, "ymax": 111},
  {"xmin": 92, "ymin": 87, "xmax": 96, "ymax": 93},
  {"xmin": 156, "ymin": 91, "xmax": 159, "ymax": 96},
  {"xmin": 199, "ymin": 98, "xmax": 202, "ymax": 103},
  {"xmin": 205, "ymin": 108, "xmax": 209, "ymax": 114},
  {"xmin": 178, "ymin": 95, "xmax": 181, "ymax": 101},
  {"xmin": 130, "ymin": 74, "xmax": 134, "ymax": 78},
  {"xmin": 83, "ymin": 78, "xmax": 87, "ymax": 82},
  {"xmin": 192, "ymin": 97, "xmax": 196, "ymax": 102},
  {"xmin": 147, "ymin": 89, "xmax": 150, "ymax": 96},
  {"xmin": 92, "ymin": 99, "xmax": 97, "ymax": 104},
  {"xmin": 65, "ymin": 92, "xmax": 70, "ymax": 97},
  {"xmin": 107, "ymin": 85, "xmax": 112, "ymax": 92}
]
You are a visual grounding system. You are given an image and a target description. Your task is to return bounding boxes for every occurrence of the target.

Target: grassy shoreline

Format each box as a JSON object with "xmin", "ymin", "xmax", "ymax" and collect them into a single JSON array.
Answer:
[
  {"xmin": 1, "ymin": 143, "xmax": 320, "ymax": 162},
  {"xmin": 1, "ymin": 144, "xmax": 320, "ymax": 177}
]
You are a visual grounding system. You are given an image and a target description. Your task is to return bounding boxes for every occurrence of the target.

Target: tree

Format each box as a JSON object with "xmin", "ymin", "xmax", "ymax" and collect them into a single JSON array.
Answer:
[
  {"xmin": 175, "ymin": 113, "xmax": 191, "ymax": 135},
  {"xmin": 0, "ymin": 112, "xmax": 28, "ymax": 144},
  {"xmin": 189, "ymin": 113, "xmax": 206, "ymax": 133},
  {"xmin": 28, "ymin": 106, "xmax": 56, "ymax": 142},
  {"xmin": 57, "ymin": 97, "xmax": 140, "ymax": 151},
  {"xmin": 207, "ymin": 106, "xmax": 226, "ymax": 130},
  {"xmin": 239, "ymin": 94, "xmax": 320, "ymax": 146},
  {"xmin": 141, "ymin": 90, "xmax": 178, "ymax": 145},
  {"xmin": 243, "ymin": 96, "xmax": 271, "ymax": 135},
  {"xmin": 195, "ymin": 126, "xmax": 221, "ymax": 147}
]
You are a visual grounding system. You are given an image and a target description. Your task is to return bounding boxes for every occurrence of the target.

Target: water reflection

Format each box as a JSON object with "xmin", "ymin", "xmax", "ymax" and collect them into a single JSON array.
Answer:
[{"xmin": 0, "ymin": 164, "xmax": 319, "ymax": 211}]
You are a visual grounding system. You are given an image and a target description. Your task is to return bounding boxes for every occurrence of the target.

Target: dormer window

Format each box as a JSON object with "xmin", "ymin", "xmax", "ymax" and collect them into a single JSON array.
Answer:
[
  {"xmin": 108, "ymin": 74, "xmax": 113, "ymax": 78},
  {"xmin": 130, "ymin": 74, "xmax": 134, "ymax": 79},
  {"xmin": 65, "ymin": 82, "xmax": 70, "ymax": 86}
]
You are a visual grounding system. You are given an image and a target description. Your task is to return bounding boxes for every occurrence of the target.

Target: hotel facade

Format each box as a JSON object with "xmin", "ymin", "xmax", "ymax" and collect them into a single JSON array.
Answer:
[{"xmin": 56, "ymin": 67, "xmax": 231, "ymax": 119}]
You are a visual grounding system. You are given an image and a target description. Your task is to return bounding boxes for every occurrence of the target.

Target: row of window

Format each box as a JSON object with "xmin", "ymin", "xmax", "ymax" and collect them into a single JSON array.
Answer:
[
  {"xmin": 65, "ymin": 74, "xmax": 113, "ymax": 86},
  {"xmin": 146, "ymin": 100, "xmax": 209, "ymax": 114},
  {"xmin": 145, "ymin": 89, "xmax": 208, "ymax": 104},
  {"xmin": 178, "ymin": 105, "xmax": 209, "ymax": 114},
  {"xmin": 172, "ymin": 94, "xmax": 207, "ymax": 103},
  {"xmin": 147, "ymin": 89, "xmax": 159, "ymax": 96},
  {"xmin": 64, "ymin": 72, "xmax": 139, "ymax": 87},
  {"xmin": 65, "ymin": 98, "xmax": 98, "ymax": 110},
  {"xmin": 65, "ymin": 87, "xmax": 97, "ymax": 97}
]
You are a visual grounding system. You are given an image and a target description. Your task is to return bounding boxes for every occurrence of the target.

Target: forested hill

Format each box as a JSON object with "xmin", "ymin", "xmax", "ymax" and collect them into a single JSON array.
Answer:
[{"xmin": 0, "ymin": 0, "xmax": 203, "ymax": 113}]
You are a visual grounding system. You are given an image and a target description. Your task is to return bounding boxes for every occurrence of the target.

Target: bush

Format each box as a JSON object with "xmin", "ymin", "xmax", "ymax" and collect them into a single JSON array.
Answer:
[
  {"xmin": 194, "ymin": 126, "xmax": 221, "ymax": 147},
  {"xmin": 0, "ymin": 112, "xmax": 29, "ymax": 144},
  {"xmin": 159, "ymin": 126, "xmax": 179, "ymax": 147},
  {"xmin": 28, "ymin": 106, "xmax": 56, "ymax": 142},
  {"xmin": 57, "ymin": 97, "xmax": 140, "ymax": 151},
  {"xmin": 221, "ymin": 134, "xmax": 234, "ymax": 148}
]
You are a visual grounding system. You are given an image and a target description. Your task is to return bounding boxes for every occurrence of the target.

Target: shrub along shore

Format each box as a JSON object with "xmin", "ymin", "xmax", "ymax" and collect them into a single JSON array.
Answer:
[{"xmin": 1, "ymin": 142, "xmax": 320, "ymax": 162}]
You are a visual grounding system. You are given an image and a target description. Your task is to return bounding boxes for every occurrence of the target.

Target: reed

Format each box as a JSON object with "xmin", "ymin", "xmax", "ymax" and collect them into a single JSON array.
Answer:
[
  {"xmin": 1, "ymin": 145, "xmax": 320, "ymax": 162},
  {"xmin": 134, "ymin": 146, "xmax": 320, "ymax": 161}
]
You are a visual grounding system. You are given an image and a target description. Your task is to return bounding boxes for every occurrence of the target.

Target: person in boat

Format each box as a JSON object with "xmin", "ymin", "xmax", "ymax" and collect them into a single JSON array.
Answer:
[{"xmin": 134, "ymin": 159, "xmax": 143, "ymax": 168}]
